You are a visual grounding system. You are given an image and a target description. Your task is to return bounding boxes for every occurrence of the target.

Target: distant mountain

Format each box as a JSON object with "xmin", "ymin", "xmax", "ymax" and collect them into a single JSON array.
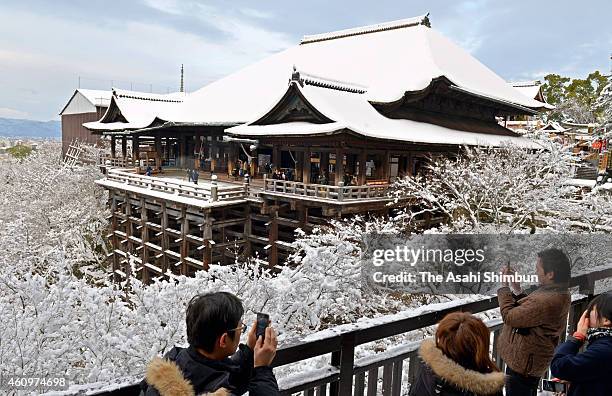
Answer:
[{"xmin": 0, "ymin": 117, "xmax": 61, "ymax": 138}]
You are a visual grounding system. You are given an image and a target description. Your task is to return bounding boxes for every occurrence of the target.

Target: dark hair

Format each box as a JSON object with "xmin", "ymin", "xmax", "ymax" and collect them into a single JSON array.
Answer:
[
  {"xmin": 186, "ymin": 292, "xmax": 244, "ymax": 352},
  {"xmin": 537, "ymin": 248, "xmax": 571, "ymax": 283},
  {"xmin": 586, "ymin": 292, "xmax": 612, "ymax": 326},
  {"xmin": 436, "ymin": 312, "xmax": 499, "ymax": 373}
]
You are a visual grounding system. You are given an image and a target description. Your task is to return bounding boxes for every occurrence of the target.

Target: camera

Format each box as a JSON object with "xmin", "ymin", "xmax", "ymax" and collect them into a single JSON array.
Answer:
[{"xmin": 542, "ymin": 379, "xmax": 566, "ymax": 393}]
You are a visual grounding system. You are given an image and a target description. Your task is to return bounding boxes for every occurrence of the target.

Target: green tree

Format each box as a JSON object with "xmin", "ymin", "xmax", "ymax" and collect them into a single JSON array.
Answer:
[
  {"xmin": 541, "ymin": 74, "xmax": 570, "ymax": 107},
  {"xmin": 7, "ymin": 144, "xmax": 33, "ymax": 159}
]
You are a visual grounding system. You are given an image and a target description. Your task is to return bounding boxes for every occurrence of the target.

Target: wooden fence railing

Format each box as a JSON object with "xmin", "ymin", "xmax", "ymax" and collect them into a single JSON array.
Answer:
[
  {"xmin": 100, "ymin": 156, "xmax": 137, "ymax": 168},
  {"xmin": 263, "ymin": 177, "xmax": 389, "ymax": 202},
  {"xmin": 104, "ymin": 169, "xmax": 247, "ymax": 202},
  {"xmin": 66, "ymin": 265, "xmax": 611, "ymax": 396}
]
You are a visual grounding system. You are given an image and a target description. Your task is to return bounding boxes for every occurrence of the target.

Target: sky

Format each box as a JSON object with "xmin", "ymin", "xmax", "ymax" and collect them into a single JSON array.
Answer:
[{"xmin": 0, "ymin": 0, "xmax": 611, "ymax": 121}]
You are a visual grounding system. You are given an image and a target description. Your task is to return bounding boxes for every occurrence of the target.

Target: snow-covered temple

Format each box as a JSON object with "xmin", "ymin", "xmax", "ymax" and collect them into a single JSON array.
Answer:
[
  {"xmin": 87, "ymin": 15, "xmax": 552, "ymax": 279},
  {"xmin": 86, "ymin": 15, "xmax": 546, "ymax": 177}
]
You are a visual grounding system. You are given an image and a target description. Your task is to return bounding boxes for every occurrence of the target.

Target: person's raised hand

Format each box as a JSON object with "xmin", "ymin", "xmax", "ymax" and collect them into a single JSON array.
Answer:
[
  {"xmin": 254, "ymin": 326, "xmax": 278, "ymax": 367},
  {"xmin": 577, "ymin": 310, "xmax": 590, "ymax": 336}
]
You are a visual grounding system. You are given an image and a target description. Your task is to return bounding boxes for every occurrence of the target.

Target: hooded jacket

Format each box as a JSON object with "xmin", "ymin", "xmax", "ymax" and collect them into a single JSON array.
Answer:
[
  {"xmin": 408, "ymin": 339, "xmax": 505, "ymax": 396},
  {"xmin": 140, "ymin": 344, "xmax": 279, "ymax": 396}
]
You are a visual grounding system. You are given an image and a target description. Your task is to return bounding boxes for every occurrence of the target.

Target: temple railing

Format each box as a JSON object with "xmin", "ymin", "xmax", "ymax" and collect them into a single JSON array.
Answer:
[
  {"xmin": 263, "ymin": 176, "xmax": 390, "ymax": 202},
  {"xmin": 99, "ymin": 155, "xmax": 137, "ymax": 168},
  {"xmin": 100, "ymin": 169, "xmax": 248, "ymax": 202},
  {"xmin": 65, "ymin": 265, "xmax": 611, "ymax": 396}
]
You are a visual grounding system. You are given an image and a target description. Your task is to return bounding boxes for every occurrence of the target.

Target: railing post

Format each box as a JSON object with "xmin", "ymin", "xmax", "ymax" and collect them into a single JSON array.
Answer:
[
  {"xmin": 211, "ymin": 175, "xmax": 218, "ymax": 202},
  {"xmin": 263, "ymin": 174, "xmax": 267, "ymax": 191},
  {"xmin": 337, "ymin": 182, "xmax": 344, "ymax": 201},
  {"xmin": 330, "ymin": 333, "xmax": 355, "ymax": 396}
]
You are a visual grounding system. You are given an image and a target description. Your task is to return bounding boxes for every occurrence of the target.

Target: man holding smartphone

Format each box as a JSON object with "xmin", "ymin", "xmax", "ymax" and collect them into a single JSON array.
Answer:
[
  {"xmin": 141, "ymin": 292, "xmax": 280, "ymax": 396},
  {"xmin": 497, "ymin": 248, "xmax": 571, "ymax": 396}
]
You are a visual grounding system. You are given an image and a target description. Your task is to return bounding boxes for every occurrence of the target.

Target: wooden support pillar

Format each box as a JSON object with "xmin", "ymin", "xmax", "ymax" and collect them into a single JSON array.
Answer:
[
  {"xmin": 320, "ymin": 151, "xmax": 329, "ymax": 178},
  {"xmin": 125, "ymin": 191, "xmax": 133, "ymax": 254},
  {"xmin": 155, "ymin": 134, "xmax": 162, "ymax": 170},
  {"xmin": 132, "ymin": 135, "xmax": 140, "ymax": 163},
  {"xmin": 228, "ymin": 143, "xmax": 237, "ymax": 176},
  {"xmin": 273, "ymin": 145, "xmax": 280, "ymax": 170},
  {"xmin": 121, "ymin": 136, "xmax": 127, "ymax": 158},
  {"xmin": 358, "ymin": 150, "xmax": 367, "ymax": 185},
  {"xmin": 243, "ymin": 204, "xmax": 252, "ymax": 257},
  {"xmin": 268, "ymin": 206, "xmax": 279, "ymax": 268},
  {"xmin": 160, "ymin": 202, "xmax": 169, "ymax": 274},
  {"xmin": 335, "ymin": 148, "xmax": 344, "ymax": 185},
  {"xmin": 180, "ymin": 135, "xmax": 187, "ymax": 169},
  {"xmin": 296, "ymin": 151, "xmax": 304, "ymax": 182},
  {"xmin": 407, "ymin": 152, "xmax": 414, "ymax": 176},
  {"xmin": 249, "ymin": 148, "xmax": 257, "ymax": 177},
  {"xmin": 202, "ymin": 211, "xmax": 212, "ymax": 270},
  {"xmin": 110, "ymin": 192, "xmax": 119, "ymax": 282},
  {"xmin": 180, "ymin": 206, "xmax": 188, "ymax": 276},
  {"xmin": 210, "ymin": 137, "xmax": 218, "ymax": 173},
  {"xmin": 297, "ymin": 204, "xmax": 308, "ymax": 229},
  {"xmin": 302, "ymin": 147, "xmax": 311, "ymax": 184},
  {"xmin": 110, "ymin": 136, "xmax": 116, "ymax": 158},
  {"xmin": 165, "ymin": 137, "xmax": 171, "ymax": 165},
  {"xmin": 140, "ymin": 197, "xmax": 149, "ymax": 284},
  {"xmin": 382, "ymin": 150, "xmax": 390, "ymax": 181}
]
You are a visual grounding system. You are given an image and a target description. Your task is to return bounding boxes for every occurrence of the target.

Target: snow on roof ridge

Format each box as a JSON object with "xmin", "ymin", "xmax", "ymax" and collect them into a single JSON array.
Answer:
[
  {"xmin": 112, "ymin": 88, "xmax": 184, "ymax": 103},
  {"xmin": 292, "ymin": 67, "xmax": 367, "ymax": 94},
  {"xmin": 300, "ymin": 14, "xmax": 429, "ymax": 44},
  {"xmin": 510, "ymin": 80, "xmax": 541, "ymax": 87}
]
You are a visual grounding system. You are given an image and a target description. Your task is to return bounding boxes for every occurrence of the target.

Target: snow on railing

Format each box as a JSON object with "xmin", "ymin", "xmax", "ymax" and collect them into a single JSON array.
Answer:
[
  {"xmin": 263, "ymin": 176, "xmax": 390, "ymax": 202},
  {"xmin": 103, "ymin": 169, "xmax": 247, "ymax": 202},
  {"xmin": 63, "ymin": 266, "xmax": 611, "ymax": 396}
]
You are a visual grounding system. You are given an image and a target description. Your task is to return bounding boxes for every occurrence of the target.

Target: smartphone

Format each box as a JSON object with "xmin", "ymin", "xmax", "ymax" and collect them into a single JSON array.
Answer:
[
  {"xmin": 256, "ymin": 312, "xmax": 270, "ymax": 340},
  {"xmin": 542, "ymin": 379, "xmax": 566, "ymax": 393}
]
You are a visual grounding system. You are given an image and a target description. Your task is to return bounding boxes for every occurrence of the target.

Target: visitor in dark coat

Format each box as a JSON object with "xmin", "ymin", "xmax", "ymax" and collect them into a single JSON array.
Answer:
[
  {"xmin": 550, "ymin": 292, "xmax": 612, "ymax": 396},
  {"xmin": 140, "ymin": 292, "xmax": 279, "ymax": 396}
]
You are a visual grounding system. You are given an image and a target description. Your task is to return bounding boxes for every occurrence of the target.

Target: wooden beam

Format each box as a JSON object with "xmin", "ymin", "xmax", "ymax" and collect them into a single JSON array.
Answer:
[
  {"xmin": 335, "ymin": 148, "xmax": 344, "ymax": 186},
  {"xmin": 268, "ymin": 206, "xmax": 279, "ymax": 269},
  {"xmin": 358, "ymin": 150, "xmax": 367, "ymax": 185},
  {"xmin": 302, "ymin": 146, "xmax": 311, "ymax": 184}
]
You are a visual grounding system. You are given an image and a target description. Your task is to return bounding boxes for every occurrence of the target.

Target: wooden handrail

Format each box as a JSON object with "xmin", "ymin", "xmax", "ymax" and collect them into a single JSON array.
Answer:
[
  {"xmin": 70, "ymin": 266, "xmax": 611, "ymax": 396},
  {"xmin": 105, "ymin": 169, "xmax": 247, "ymax": 202},
  {"xmin": 263, "ymin": 177, "xmax": 390, "ymax": 201}
]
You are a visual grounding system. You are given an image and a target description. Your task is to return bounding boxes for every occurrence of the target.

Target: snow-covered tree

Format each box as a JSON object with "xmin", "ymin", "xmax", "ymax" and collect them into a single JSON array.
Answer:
[
  {"xmin": 390, "ymin": 142, "xmax": 611, "ymax": 233},
  {"xmin": 595, "ymin": 79, "xmax": 612, "ymax": 132}
]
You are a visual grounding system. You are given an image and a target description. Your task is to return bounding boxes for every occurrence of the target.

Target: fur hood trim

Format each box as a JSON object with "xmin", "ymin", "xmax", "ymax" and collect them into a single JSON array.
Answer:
[
  {"xmin": 146, "ymin": 357, "xmax": 229, "ymax": 396},
  {"xmin": 418, "ymin": 339, "xmax": 505, "ymax": 395}
]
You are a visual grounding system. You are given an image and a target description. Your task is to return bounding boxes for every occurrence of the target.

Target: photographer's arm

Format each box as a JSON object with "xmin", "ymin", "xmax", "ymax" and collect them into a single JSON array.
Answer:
[{"xmin": 497, "ymin": 287, "xmax": 546, "ymax": 328}]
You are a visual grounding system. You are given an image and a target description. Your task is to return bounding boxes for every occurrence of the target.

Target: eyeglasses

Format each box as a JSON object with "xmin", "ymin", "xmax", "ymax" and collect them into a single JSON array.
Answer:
[{"xmin": 228, "ymin": 322, "xmax": 247, "ymax": 334}]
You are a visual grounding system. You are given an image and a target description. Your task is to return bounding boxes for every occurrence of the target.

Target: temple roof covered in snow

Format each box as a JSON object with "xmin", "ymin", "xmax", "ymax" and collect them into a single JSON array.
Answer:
[
  {"xmin": 510, "ymin": 81, "xmax": 554, "ymax": 110},
  {"xmin": 59, "ymin": 89, "xmax": 112, "ymax": 115},
  {"xmin": 84, "ymin": 15, "xmax": 547, "ymax": 147},
  {"xmin": 226, "ymin": 79, "xmax": 540, "ymax": 148}
]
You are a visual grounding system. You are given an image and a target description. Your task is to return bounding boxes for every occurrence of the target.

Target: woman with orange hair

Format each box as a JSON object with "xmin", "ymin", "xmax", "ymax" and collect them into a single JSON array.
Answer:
[{"xmin": 409, "ymin": 312, "xmax": 505, "ymax": 396}]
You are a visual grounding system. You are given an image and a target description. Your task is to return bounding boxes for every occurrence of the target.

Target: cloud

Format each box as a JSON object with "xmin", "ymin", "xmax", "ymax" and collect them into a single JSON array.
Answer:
[
  {"xmin": 0, "ymin": 2, "xmax": 293, "ymax": 119},
  {"xmin": 0, "ymin": 108, "xmax": 30, "ymax": 119}
]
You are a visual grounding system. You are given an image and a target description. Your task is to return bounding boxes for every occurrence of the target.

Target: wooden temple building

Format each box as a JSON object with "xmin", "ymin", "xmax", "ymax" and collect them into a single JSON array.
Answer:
[{"xmin": 83, "ymin": 15, "xmax": 550, "ymax": 282}]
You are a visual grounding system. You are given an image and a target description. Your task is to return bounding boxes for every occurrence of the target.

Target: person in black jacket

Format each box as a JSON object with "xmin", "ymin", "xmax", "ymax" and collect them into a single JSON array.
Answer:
[
  {"xmin": 550, "ymin": 291, "xmax": 612, "ymax": 396},
  {"xmin": 140, "ymin": 292, "xmax": 280, "ymax": 396},
  {"xmin": 409, "ymin": 312, "xmax": 505, "ymax": 396}
]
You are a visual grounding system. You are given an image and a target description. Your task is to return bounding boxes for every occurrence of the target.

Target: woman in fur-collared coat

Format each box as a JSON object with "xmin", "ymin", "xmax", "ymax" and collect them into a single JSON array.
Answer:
[{"xmin": 409, "ymin": 312, "xmax": 505, "ymax": 396}]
